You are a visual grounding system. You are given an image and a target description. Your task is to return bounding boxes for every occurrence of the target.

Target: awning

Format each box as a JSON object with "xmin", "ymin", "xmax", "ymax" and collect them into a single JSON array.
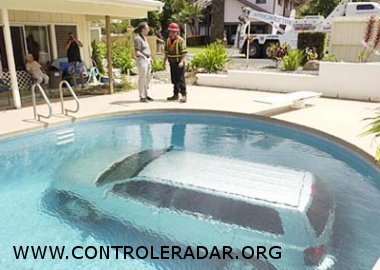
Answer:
[
  {"xmin": 1, "ymin": 0, "xmax": 164, "ymax": 18},
  {"xmin": 64, "ymin": 0, "xmax": 164, "ymax": 11}
]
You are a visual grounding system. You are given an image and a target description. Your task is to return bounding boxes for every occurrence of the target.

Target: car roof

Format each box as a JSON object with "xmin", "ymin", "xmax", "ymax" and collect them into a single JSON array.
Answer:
[{"xmin": 139, "ymin": 151, "xmax": 314, "ymax": 211}]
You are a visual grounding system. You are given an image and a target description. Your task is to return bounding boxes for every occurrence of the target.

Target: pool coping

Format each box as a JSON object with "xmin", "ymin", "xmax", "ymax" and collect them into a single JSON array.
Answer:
[{"xmin": 2, "ymin": 108, "xmax": 380, "ymax": 171}]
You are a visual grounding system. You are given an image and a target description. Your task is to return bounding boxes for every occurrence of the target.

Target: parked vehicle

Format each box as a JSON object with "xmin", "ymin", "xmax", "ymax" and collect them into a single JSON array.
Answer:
[{"xmin": 235, "ymin": 0, "xmax": 380, "ymax": 58}]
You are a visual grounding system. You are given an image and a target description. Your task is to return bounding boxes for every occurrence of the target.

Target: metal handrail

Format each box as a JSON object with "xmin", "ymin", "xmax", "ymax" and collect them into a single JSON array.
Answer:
[
  {"xmin": 31, "ymin": 83, "xmax": 52, "ymax": 121},
  {"xmin": 58, "ymin": 80, "xmax": 80, "ymax": 115}
]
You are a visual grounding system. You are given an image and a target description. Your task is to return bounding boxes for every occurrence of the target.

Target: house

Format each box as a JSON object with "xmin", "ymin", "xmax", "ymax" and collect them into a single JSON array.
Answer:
[
  {"xmin": 0, "ymin": 0, "xmax": 164, "ymax": 109},
  {"xmin": 198, "ymin": 0, "xmax": 293, "ymax": 43}
]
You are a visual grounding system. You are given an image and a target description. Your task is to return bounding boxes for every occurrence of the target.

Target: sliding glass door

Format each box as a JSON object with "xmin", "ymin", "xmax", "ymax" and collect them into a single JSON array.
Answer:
[
  {"xmin": 0, "ymin": 26, "xmax": 26, "ymax": 71},
  {"xmin": 24, "ymin": 25, "xmax": 51, "ymax": 65}
]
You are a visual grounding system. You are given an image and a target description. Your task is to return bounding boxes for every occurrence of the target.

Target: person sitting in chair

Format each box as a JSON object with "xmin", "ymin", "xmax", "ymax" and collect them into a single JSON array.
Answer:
[{"xmin": 25, "ymin": 54, "xmax": 49, "ymax": 87}]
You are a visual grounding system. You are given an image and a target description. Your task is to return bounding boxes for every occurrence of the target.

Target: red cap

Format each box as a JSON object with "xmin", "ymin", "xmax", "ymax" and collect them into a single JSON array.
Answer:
[{"xmin": 168, "ymin": 23, "xmax": 180, "ymax": 32}]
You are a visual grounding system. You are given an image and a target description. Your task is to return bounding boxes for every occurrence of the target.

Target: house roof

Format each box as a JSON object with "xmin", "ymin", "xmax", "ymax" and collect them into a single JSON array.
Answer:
[
  {"xmin": 1, "ymin": 0, "xmax": 164, "ymax": 18},
  {"xmin": 196, "ymin": 0, "xmax": 268, "ymax": 12}
]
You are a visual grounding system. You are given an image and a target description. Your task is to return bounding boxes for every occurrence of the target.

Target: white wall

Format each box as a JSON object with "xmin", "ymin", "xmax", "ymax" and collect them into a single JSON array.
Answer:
[
  {"xmin": 273, "ymin": 0, "xmax": 292, "ymax": 16},
  {"xmin": 196, "ymin": 62, "xmax": 380, "ymax": 102},
  {"xmin": 249, "ymin": 0, "xmax": 274, "ymax": 14},
  {"xmin": 225, "ymin": 0, "xmax": 247, "ymax": 23}
]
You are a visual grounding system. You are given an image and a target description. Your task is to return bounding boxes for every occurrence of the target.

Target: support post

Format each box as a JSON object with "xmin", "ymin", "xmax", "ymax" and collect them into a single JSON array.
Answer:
[
  {"xmin": 105, "ymin": 15, "xmax": 114, "ymax": 95},
  {"xmin": 246, "ymin": 22, "xmax": 251, "ymax": 68},
  {"xmin": 1, "ymin": 8, "xmax": 21, "ymax": 109}
]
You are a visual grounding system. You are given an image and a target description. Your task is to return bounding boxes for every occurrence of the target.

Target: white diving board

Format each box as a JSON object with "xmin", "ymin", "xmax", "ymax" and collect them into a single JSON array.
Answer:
[{"xmin": 255, "ymin": 91, "xmax": 322, "ymax": 109}]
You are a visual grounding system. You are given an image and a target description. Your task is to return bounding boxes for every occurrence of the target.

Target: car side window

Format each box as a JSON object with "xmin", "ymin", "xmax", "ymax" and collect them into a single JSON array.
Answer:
[
  {"xmin": 356, "ymin": 4, "xmax": 375, "ymax": 10},
  {"xmin": 114, "ymin": 180, "xmax": 285, "ymax": 235},
  {"xmin": 172, "ymin": 188, "xmax": 284, "ymax": 235}
]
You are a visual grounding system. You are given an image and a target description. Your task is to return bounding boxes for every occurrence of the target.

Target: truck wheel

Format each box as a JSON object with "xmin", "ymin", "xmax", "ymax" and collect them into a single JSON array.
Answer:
[
  {"xmin": 263, "ymin": 42, "xmax": 280, "ymax": 59},
  {"xmin": 244, "ymin": 42, "xmax": 262, "ymax": 58}
]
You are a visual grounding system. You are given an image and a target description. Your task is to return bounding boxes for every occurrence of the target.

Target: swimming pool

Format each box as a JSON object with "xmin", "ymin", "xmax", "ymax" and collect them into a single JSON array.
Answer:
[{"xmin": 1, "ymin": 111, "xmax": 379, "ymax": 269}]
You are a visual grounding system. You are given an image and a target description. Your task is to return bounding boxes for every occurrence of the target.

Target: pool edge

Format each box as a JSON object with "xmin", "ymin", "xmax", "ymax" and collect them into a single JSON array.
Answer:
[{"xmin": 1, "ymin": 108, "xmax": 379, "ymax": 171}]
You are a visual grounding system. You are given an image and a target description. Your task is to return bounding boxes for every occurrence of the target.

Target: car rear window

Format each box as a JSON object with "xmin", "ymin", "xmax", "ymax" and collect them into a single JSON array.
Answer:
[
  {"xmin": 112, "ymin": 180, "xmax": 284, "ymax": 235},
  {"xmin": 306, "ymin": 180, "xmax": 332, "ymax": 237}
]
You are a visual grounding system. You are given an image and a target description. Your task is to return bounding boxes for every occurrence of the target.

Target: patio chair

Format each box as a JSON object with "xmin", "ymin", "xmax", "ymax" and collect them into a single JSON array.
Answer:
[{"xmin": 86, "ymin": 66, "xmax": 102, "ymax": 86}]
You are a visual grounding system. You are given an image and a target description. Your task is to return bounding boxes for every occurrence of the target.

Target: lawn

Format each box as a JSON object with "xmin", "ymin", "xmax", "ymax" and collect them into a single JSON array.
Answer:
[{"xmin": 187, "ymin": 46, "xmax": 206, "ymax": 55}]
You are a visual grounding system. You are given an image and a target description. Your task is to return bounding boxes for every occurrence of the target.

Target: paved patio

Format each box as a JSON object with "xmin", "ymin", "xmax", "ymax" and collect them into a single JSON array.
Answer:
[{"xmin": 1, "ymin": 84, "xmax": 379, "ymax": 158}]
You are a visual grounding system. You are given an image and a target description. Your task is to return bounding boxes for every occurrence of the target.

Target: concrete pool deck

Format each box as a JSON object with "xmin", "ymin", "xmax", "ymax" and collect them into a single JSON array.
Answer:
[{"xmin": 0, "ymin": 84, "xmax": 379, "ymax": 159}]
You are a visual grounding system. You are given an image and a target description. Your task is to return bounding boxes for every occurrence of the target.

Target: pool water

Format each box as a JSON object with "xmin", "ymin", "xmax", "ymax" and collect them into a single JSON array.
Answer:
[{"xmin": 0, "ymin": 112, "xmax": 379, "ymax": 270}]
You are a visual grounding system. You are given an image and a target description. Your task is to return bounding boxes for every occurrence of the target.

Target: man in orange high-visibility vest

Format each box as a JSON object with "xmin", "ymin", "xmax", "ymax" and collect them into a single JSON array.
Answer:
[{"xmin": 164, "ymin": 23, "xmax": 188, "ymax": 103}]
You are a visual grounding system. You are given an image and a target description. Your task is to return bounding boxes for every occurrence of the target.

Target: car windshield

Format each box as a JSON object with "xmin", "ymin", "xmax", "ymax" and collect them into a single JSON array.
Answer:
[{"xmin": 306, "ymin": 180, "xmax": 333, "ymax": 237}]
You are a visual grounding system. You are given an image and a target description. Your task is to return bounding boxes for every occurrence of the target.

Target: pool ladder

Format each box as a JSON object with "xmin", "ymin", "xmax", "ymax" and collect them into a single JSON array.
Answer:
[
  {"xmin": 56, "ymin": 129, "xmax": 75, "ymax": 145},
  {"xmin": 59, "ymin": 80, "xmax": 80, "ymax": 115},
  {"xmin": 31, "ymin": 81, "xmax": 80, "ymax": 121},
  {"xmin": 31, "ymin": 83, "xmax": 52, "ymax": 121}
]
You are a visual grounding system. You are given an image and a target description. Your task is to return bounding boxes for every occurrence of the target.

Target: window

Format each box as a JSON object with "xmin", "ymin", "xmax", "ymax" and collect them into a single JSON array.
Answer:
[
  {"xmin": 113, "ymin": 180, "xmax": 285, "ymax": 235},
  {"xmin": 256, "ymin": 0, "xmax": 266, "ymax": 4},
  {"xmin": 0, "ymin": 26, "xmax": 26, "ymax": 71},
  {"xmin": 54, "ymin": 25, "xmax": 78, "ymax": 58},
  {"xmin": 306, "ymin": 181, "xmax": 333, "ymax": 237},
  {"xmin": 356, "ymin": 4, "xmax": 375, "ymax": 10},
  {"xmin": 24, "ymin": 26, "xmax": 51, "ymax": 65},
  {"xmin": 278, "ymin": 0, "xmax": 282, "ymax": 6}
]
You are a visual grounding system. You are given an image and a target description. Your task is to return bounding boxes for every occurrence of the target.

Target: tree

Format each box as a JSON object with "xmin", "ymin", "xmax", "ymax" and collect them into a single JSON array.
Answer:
[
  {"xmin": 210, "ymin": 0, "xmax": 225, "ymax": 42},
  {"xmin": 173, "ymin": 1, "xmax": 203, "ymax": 36},
  {"xmin": 115, "ymin": 0, "xmax": 203, "ymax": 36},
  {"xmin": 300, "ymin": 0, "xmax": 340, "ymax": 17},
  {"xmin": 159, "ymin": 0, "xmax": 202, "ymax": 36}
]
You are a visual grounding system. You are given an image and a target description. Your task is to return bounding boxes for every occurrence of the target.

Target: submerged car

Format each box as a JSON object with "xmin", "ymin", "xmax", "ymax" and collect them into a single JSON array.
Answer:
[{"xmin": 52, "ymin": 148, "xmax": 336, "ymax": 269}]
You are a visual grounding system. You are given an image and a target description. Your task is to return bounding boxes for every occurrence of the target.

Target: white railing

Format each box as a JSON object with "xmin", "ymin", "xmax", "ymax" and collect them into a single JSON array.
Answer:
[
  {"xmin": 31, "ymin": 83, "xmax": 52, "ymax": 121},
  {"xmin": 58, "ymin": 80, "xmax": 80, "ymax": 115}
]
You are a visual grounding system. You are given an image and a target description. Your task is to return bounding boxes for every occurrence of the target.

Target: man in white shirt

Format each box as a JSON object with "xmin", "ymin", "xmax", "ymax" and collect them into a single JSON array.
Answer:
[{"xmin": 25, "ymin": 54, "xmax": 49, "ymax": 87}]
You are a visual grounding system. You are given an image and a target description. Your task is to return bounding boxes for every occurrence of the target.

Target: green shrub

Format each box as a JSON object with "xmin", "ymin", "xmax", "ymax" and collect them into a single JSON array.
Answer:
[
  {"xmin": 322, "ymin": 54, "xmax": 340, "ymax": 62},
  {"xmin": 362, "ymin": 113, "xmax": 380, "ymax": 163},
  {"xmin": 267, "ymin": 43, "xmax": 290, "ymax": 67},
  {"xmin": 282, "ymin": 49, "xmax": 304, "ymax": 71},
  {"xmin": 298, "ymin": 32, "xmax": 327, "ymax": 60},
  {"xmin": 189, "ymin": 41, "xmax": 229, "ymax": 73},
  {"xmin": 305, "ymin": 47, "xmax": 318, "ymax": 61},
  {"xmin": 91, "ymin": 40, "xmax": 106, "ymax": 74},
  {"xmin": 151, "ymin": 59, "xmax": 166, "ymax": 73},
  {"xmin": 111, "ymin": 37, "xmax": 135, "ymax": 74}
]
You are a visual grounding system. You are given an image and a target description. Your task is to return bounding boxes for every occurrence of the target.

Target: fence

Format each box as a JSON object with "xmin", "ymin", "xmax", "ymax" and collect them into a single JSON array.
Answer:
[{"xmin": 330, "ymin": 17, "xmax": 380, "ymax": 63}]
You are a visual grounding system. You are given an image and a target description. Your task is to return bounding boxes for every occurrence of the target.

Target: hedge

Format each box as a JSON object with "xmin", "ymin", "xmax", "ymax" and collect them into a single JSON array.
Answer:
[{"xmin": 297, "ymin": 32, "xmax": 328, "ymax": 60}]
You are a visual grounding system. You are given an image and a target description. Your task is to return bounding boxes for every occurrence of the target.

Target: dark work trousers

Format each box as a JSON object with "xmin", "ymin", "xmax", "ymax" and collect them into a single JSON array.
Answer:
[{"xmin": 169, "ymin": 61, "xmax": 187, "ymax": 96}]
